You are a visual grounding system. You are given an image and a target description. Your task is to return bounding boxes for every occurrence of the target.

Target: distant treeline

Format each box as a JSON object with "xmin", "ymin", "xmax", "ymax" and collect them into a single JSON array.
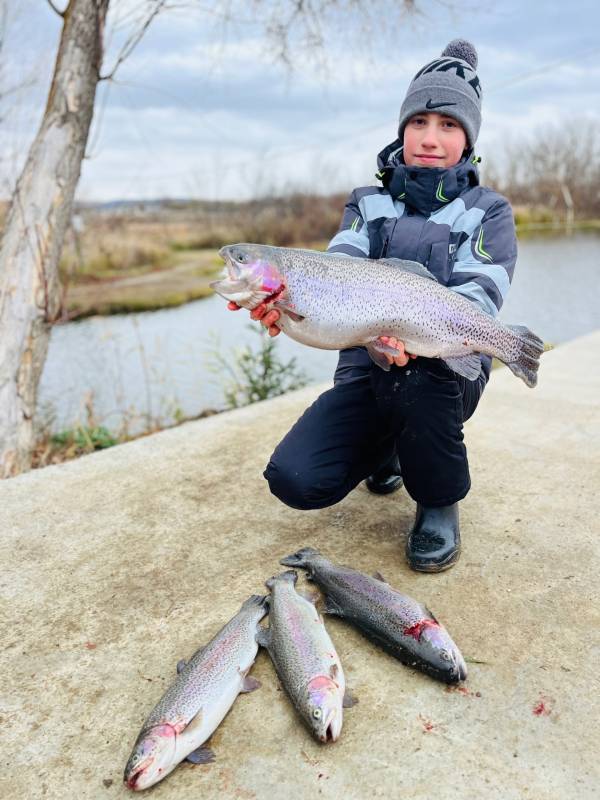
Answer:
[
  {"xmin": 167, "ymin": 192, "xmax": 351, "ymax": 249},
  {"xmin": 482, "ymin": 119, "xmax": 600, "ymax": 222}
]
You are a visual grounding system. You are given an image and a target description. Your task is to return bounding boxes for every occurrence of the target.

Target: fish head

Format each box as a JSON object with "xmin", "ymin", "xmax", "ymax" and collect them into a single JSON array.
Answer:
[
  {"xmin": 417, "ymin": 624, "xmax": 468, "ymax": 683},
  {"xmin": 123, "ymin": 723, "xmax": 179, "ymax": 791},
  {"xmin": 303, "ymin": 674, "xmax": 343, "ymax": 743},
  {"xmin": 210, "ymin": 243, "xmax": 286, "ymax": 310}
]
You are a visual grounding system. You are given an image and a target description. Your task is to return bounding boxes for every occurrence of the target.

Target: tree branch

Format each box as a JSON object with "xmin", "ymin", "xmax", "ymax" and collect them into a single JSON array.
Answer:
[
  {"xmin": 45, "ymin": 0, "xmax": 66, "ymax": 17},
  {"xmin": 100, "ymin": 0, "xmax": 168, "ymax": 81}
]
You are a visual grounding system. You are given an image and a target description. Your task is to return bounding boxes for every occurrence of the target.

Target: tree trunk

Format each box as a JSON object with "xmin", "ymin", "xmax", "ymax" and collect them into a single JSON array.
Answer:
[{"xmin": 0, "ymin": 0, "xmax": 109, "ymax": 478}]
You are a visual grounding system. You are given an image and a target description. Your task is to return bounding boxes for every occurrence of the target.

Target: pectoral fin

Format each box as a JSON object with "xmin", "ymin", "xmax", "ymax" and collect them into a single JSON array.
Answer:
[
  {"xmin": 366, "ymin": 343, "xmax": 392, "ymax": 371},
  {"xmin": 185, "ymin": 744, "xmax": 216, "ymax": 765},
  {"xmin": 240, "ymin": 675, "xmax": 262, "ymax": 693},
  {"xmin": 255, "ymin": 627, "xmax": 271, "ymax": 649},
  {"xmin": 273, "ymin": 299, "xmax": 305, "ymax": 322},
  {"xmin": 323, "ymin": 596, "xmax": 344, "ymax": 617},
  {"xmin": 343, "ymin": 689, "xmax": 359, "ymax": 708}
]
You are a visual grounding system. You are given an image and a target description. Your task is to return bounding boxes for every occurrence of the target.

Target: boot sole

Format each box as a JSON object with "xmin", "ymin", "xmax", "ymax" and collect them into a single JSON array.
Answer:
[
  {"xmin": 406, "ymin": 547, "xmax": 461, "ymax": 573},
  {"xmin": 365, "ymin": 477, "xmax": 404, "ymax": 495}
]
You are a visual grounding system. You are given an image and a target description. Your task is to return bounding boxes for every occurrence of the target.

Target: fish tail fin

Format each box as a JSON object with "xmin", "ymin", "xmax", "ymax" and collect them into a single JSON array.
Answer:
[
  {"xmin": 241, "ymin": 594, "xmax": 270, "ymax": 613},
  {"xmin": 505, "ymin": 325, "xmax": 546, "ymax": 388},
  {"xmin": 265, "ymin": 570, "xmax": 298, "ymax": 590},
  {"xmin": 280, "ymin": 546, "xmax": 320, "ymax": 568}
]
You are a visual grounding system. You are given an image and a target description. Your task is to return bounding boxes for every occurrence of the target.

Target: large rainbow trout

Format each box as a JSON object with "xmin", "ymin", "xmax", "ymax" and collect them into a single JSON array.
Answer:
[
  {"xmin": 280, "ymin": 548, "xmax": 466, "ymax": 684},
  {"xmin": 211, "ymin": 243, "xmax": 545, "ymax": 387}
]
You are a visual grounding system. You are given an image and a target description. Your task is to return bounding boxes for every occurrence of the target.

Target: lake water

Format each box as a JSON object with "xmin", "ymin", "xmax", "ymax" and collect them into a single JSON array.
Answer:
[{"xmin": 37, "ymin": 233, "xmax": 600, "ymax": 435}]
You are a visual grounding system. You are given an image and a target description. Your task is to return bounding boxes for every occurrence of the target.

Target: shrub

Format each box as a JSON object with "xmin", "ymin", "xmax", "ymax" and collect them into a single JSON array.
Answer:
[{"xmin": 207, "ymin": 326, "xmax": 308, "ymax": 409}]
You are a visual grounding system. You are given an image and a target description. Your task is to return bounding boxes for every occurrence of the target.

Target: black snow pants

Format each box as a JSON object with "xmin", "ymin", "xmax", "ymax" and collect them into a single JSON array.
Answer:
[{"xmin": 263, "ymin": 352, "xmax": 487, "ymax": 510}]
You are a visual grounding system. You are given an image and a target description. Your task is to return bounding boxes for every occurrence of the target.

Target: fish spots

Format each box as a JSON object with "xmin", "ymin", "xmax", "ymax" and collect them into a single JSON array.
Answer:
[
  {"xmin": 532, "ymin": 692, "xmax": 554, "ymax": 716},
  {"xmin": 403, "ymin": 619, "xmax": 440, "ymax": 641}
]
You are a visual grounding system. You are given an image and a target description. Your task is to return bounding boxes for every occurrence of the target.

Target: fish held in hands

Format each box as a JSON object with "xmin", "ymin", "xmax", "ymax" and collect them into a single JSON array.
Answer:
[{"xmin": 211, "ymin": 243, "xmax": 544, "ymax": 387}]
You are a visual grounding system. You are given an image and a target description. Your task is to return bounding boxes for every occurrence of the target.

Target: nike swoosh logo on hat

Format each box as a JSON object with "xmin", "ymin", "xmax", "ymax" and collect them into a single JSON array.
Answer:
[{"xmin": 425, "ymin": 99, "xmax": 457, "ymax": 109}]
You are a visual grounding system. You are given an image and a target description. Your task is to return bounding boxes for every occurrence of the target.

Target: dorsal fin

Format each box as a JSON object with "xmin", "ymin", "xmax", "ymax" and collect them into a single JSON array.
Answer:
[{"xmin": 377, "ymin": 258, "xmax": 438, "ymax": 281}]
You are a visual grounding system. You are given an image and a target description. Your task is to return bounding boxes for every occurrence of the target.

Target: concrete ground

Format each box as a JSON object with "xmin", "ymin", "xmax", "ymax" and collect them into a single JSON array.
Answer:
[{"xmin": 1, "ymin": 332, "xmax": 599, "ymax": 799}]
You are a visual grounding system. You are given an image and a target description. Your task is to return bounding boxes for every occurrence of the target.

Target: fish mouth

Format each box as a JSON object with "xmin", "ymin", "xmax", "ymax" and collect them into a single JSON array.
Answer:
[
  {"xmin": 428, "ymin": 652, "xmax": 467, "ymax": 684},
  {"xmin": 454, "ymin": 651, "xmax": 468, "ymax": 682},
  {"xmin": 319, "ymin": 710, "xmax": 340, "ymax": 743},
  {"xmin": 124, "ymin": 757, "xmax": 153, "ymax": 791},
  {"xmin": 217, "ymin": 246, "xmax": 242, "ymax": 280},
  {"xmin": 438, "ymin": 646, "xmax": 467, "ymax": 683}
]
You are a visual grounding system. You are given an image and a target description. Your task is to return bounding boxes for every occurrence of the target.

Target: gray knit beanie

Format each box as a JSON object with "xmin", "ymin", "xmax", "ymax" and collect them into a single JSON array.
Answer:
[{"xmin": 398, "ymin": 39, "xmax": 482, "ymax": 148}]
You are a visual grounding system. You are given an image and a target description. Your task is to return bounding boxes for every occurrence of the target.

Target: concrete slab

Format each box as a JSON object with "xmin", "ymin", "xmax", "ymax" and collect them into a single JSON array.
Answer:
[{"xmin": 1, "ymin": 331, "xmax": 599, "ymax": 799}]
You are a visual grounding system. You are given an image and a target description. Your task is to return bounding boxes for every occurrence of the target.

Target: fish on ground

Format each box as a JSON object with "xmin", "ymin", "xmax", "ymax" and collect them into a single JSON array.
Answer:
[
  {"xmin": 258, "ymin": 569, "xmax": 352, "ymax": 743},
  {"xmin": 280, "ymin": 548, "xmax": 466, "ymax": 684},
  {"xmin": 211, "ymin": 243, "xmax": 545, "ymax": 387},
  {"xmin": 123, "ymin": 594, "xmax": 268, "ymax": 791}
]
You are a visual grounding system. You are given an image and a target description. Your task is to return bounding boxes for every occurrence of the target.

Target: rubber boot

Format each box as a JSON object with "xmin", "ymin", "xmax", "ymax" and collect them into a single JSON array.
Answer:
[
  {"xmin": 365, "ymin": 453, "xmax": 403, "ymax": 495},
  {"xmin": 406, "ymin": 502, "xmax": 460, "ymax": 572}
]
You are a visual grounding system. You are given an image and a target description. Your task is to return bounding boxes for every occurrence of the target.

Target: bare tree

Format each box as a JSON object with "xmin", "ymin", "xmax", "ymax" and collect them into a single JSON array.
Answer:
[
  {"xmin": 0, "ymin": 0, "xmax": 110, "ymax": 478},
  {"xmin": 0, "ymin": 0, "xmax": 433, "ymax": 478},
  {"xmin": 483, "ymin": 119, "xmax": 600, "ymax": 221}
]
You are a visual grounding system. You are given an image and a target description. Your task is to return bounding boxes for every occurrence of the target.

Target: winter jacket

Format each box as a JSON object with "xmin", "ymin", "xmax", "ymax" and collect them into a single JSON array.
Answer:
[{"xmin": 327, "ymin": 139, "xmax": 518, "ymax": 381}]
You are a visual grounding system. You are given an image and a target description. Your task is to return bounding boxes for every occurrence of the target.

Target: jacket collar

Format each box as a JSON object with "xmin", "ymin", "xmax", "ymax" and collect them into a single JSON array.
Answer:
[{"xmin": 376, "ymin": 138, "xmax": 480, "ymax": 214}]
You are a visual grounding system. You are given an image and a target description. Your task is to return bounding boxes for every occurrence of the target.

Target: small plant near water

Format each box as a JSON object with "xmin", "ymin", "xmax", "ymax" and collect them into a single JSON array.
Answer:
[
  {"xmin": 207, "ymin": 325, "xmax": 308, "ymax": 409},
  {"xmin": 51, "ymin": 425, "xmax": 118, "ymax": 452}
]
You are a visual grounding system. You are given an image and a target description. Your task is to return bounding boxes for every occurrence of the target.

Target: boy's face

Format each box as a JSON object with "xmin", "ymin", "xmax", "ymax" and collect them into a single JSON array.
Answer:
[{"xmin": 403, "ymin": 112, "xmax": 467, "ymax": 169}]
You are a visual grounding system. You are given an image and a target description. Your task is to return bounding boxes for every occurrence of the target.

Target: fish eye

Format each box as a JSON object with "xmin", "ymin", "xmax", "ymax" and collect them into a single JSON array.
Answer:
[
  {"xmin": 312, "ymin": 708, "xmax": 322, "ymax": 719},
  {"xmin": 235, "ymin": 252, "xmax": 248, "ymax": 264},
  {"xmin": 439, "ymin": 650, "xmax": 452, "ymax": 662}
]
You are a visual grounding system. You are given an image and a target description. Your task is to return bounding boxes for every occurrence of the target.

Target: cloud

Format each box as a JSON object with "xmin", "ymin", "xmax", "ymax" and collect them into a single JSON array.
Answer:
[{"xmin": 1, "ymin": 0, "xmax": 599, "ymax": 201}]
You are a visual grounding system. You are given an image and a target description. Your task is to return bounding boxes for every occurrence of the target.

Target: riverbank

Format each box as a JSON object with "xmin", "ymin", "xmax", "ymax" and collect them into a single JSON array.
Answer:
[
  {"xmin": 62, "ymin": 249, "xmax": 222, "ymax": 319},
  {"xmin": 1, "ymin": 331, "xmax": 598, "ymax": 799},
  {"xmin": 57, "ymin": 202, "xmax": 600, "ymax": 319}
]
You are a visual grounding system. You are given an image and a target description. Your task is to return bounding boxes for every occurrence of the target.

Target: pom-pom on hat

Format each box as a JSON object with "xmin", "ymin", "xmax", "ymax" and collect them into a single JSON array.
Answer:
[{"xmin": 398, "ymin": 39, "xmax": 482, "ymax": 148}]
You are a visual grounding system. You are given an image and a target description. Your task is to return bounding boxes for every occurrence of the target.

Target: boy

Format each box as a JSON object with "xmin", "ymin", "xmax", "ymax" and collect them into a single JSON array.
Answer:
[{"xmin": 229, "ymin": 39, "xmax": 517, "ymax": 572}]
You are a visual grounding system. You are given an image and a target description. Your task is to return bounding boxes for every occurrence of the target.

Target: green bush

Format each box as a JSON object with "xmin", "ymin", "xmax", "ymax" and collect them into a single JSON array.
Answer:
[
  {"xmin": 207, "ymin": 326, "xmax": 308, "ymax": 409},
  {"xmin": 51, "ymin": 425, "xmax": 118, "ymax": 452}
]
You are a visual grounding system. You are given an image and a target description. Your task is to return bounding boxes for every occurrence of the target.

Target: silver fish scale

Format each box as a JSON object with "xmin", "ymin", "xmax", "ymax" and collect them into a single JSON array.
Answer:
[
  {"xmin": 268, "ymin": 246, "xmax": 521, "ymax": 361},
  {"xmin": 267, "ymin": 579, "xmax": 339, "ymax": 702},
  {"xmin": 142, "ymin": 600, "xmax": 265, "ymax": 729},
  {"xmin": 310, "ymin": 557, "xmax": 429, "ymax": 630}
]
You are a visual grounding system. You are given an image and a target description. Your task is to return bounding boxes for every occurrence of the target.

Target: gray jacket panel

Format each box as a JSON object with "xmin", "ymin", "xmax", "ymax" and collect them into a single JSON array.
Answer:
[{"xmin": 326, "ymin": 144, "xmax": 517, "ymax": 382}]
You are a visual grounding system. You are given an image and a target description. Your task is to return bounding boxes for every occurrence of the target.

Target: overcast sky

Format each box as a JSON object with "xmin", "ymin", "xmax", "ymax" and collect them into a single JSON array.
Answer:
[{"xmin": 1, "ymin": 0, "xmax": 598, "ymax": 201}]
